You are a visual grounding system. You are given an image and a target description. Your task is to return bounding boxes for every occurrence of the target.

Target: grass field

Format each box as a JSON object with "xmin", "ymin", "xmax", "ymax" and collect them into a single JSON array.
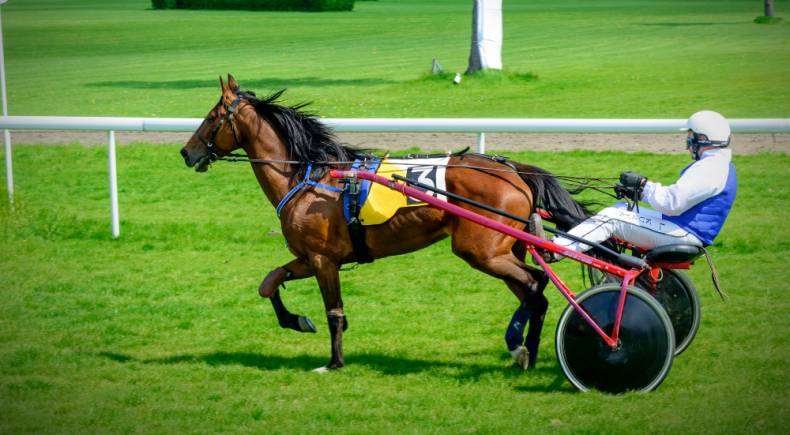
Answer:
[
  {"xmin": 2, "ymin": 0, "xmax": 789, "ymax": 119},
  {"xmin": 2, "ymin": 0, "xmax": 789, "ymax": 432},
  {"xmin": 1, "ymin": 142, "xmax": 789, "ymax": 433}
]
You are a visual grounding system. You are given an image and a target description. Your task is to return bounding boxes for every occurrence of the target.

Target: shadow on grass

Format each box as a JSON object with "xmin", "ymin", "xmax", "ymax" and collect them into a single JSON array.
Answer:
[
  {"xmin": 513, "ymin": 367, "xmax": 574, "ymax": 393},
  {"xmin": 97, "ymin": 350, "xmax": 576, "ymax": 392},
  {"xmin": 85, "ymin": 77, "xmax": 397, "ymax": 90},
  {"xmin": 640, "ymin": 22, "xmax": 747, "ymax": 26}
]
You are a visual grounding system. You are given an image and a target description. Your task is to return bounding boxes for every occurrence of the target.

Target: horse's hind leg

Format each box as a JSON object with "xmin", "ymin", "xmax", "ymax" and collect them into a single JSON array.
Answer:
[
  {"xmin": 523, "ymin": 292, "xmax": 548, "ymax": 368},
  {"xmin": 263, "ymin": 259, "xmax": 318, "ymax": 333},
  {"xmin": 511, "ymin": 241, "xmax": 549, "ymax": 368},
  {"xmin": 453, "ymin": 234, "xmax": 549, "ymax": 367}
]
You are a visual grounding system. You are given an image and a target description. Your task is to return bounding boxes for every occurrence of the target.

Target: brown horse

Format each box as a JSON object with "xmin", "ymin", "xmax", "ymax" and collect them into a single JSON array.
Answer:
[{"xmin": 180, "ymin": 75, "xmax": 591, "ymax": 371}]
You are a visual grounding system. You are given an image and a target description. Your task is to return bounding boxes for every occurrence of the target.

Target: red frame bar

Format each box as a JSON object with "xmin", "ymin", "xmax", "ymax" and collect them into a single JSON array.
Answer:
[
  {"xmin": 334, "ymin": 171, "xmax": 631, "ymax": 277},
  {"xmin": 611, "ymin": 269, "xmax": 641, "ymax": 345},
  {"xmin": 331, "ymin": 170, "xmax": 643, "ymax": 348}
]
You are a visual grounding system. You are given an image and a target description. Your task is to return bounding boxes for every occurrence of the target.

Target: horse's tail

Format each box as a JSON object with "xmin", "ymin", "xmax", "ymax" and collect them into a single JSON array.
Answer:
[{"xmin": 512, "ymin": 162, "xmax": 595, "ymax": 231}]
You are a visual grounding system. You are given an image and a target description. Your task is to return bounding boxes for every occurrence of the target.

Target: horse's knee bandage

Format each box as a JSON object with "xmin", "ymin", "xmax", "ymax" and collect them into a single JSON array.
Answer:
[
  {"xmin": 326, "ymin": 309, "xmax": 348, "ymax": 332},
  {"xmin": 326, "ymin": 308, "xmax": 345, "ymax": 318}
]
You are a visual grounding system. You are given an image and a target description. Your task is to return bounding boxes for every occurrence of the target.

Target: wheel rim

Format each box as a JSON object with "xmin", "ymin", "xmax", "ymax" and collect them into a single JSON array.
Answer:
[{"xmin": 557, "ymin": 285, "xmax": 674, "ymax": 394}]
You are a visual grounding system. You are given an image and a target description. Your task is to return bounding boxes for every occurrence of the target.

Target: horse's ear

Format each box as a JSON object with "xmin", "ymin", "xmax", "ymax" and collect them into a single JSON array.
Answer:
[
  {"xmin": 227, "ymin": 74, "xmax": 238, "ymax": 91},
  {"xmin": 219, "ymin": 76, "xmax": 234, "ymax": 102}
]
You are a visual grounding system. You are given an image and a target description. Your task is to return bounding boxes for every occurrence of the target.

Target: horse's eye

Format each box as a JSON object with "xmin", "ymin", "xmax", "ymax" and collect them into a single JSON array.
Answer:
[{"xmin": 207, "ymin": 115, "xmax": 217, "ymax": 122}]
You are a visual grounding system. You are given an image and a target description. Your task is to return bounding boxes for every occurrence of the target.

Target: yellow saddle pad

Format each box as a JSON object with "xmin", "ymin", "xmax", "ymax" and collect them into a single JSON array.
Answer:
[{"xmin": 360, "ymin": 157, "xmax": 450, "ymax": 226}]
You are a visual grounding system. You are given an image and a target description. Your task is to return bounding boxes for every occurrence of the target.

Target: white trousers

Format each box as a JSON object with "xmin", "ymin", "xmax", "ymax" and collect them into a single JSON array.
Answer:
[{"xmin": 552, "ymin": 201, "xmax": 703, "ymax": 253}]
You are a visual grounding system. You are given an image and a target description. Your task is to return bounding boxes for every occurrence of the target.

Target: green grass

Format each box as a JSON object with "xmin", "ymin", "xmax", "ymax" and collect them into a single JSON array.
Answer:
[
  {"xmin": 754, "ymin": 16, "xmax": 785, "ymax": 24},
  {"xmin": 2, "ymin": 0, "xmax": 789, "ymax": 119},
  {"xmin": 1, "ymin": 143, "xmax": 789, "ymax": 433}
]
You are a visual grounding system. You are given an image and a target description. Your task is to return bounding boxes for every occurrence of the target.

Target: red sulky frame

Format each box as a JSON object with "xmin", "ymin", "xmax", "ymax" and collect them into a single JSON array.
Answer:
[{"xmin": 330, "ymin": 170, "xmax": 647, "ymax": 349}]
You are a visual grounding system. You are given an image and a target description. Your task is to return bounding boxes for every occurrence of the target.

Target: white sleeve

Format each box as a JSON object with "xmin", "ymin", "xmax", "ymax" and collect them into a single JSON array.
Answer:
[{"xmin": 642, "ymin": 159, "xmax": 729, "ymax": 216}]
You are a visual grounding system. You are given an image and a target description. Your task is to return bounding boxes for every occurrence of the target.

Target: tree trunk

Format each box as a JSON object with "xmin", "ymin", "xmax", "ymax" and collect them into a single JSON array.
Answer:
[
  {"xmin": 465, "ymin": 0, "xmax": 483, "ymax": 75},
  {"xmin": 765, "ymin": 0, "xmax": 774, "ymax": 17},
  {"xmin": 465, "ymin": 0, "xmax": 502, "ymax": 75}
]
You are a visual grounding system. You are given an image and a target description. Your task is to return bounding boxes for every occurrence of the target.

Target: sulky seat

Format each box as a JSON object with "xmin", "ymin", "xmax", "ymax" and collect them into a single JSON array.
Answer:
[{"xmin": 643, "ymin": 244, "xmax": 703, "ymax": 264}]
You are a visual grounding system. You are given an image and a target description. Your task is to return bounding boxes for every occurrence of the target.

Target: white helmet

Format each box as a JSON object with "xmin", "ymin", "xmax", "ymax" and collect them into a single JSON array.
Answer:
[{"xmin": 680, "ymin": 110, "xmax": 731, "ymax": 160}]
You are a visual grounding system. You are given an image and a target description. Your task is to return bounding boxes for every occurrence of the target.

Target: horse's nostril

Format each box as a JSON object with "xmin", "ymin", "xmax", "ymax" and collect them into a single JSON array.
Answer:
[{"xmin": 180, "ymin": 149, "xmax": 189, "ymax": 159}]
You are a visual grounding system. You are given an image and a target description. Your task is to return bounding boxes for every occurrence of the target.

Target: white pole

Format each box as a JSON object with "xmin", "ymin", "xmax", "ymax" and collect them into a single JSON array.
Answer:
[
  {"xmin": 0, "ymin": 3, "xmax": 12, "ymax": 210},
  {"xmin": 108, "ymin": 131, "xmax": 119, "ymax": 237},
  {"xmin": 477, "ymin": 132, "xmax": 485, "ymax": 154}
]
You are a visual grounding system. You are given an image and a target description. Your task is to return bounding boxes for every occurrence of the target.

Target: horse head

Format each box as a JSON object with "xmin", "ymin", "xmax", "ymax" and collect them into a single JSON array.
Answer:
[{"xmin": 181, "ymin": 75, "xmax": 247, "ymax": 172}]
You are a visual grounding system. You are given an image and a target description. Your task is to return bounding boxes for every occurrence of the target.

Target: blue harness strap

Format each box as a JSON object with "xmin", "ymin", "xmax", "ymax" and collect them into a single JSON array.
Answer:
[{"xmin": 276, "ymin": 163, "xmax": 343, "ymax": 218}]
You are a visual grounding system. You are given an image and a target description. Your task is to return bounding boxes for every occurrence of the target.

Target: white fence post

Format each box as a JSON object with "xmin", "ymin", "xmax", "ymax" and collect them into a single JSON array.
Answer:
[
  {"xmin": 108, "ymin": 131, "xmax": 119, "ymax": 237},
  {"xmin": 477, "ymin": 132, "xmax": 485, "ymax": 154},
  {"xmin": 3, "ymin": 129, "xmax": 10, "ymax": 209},
  {"xmin": 0, "ymin": 4, "xmax": 11, "ymax": 210}
]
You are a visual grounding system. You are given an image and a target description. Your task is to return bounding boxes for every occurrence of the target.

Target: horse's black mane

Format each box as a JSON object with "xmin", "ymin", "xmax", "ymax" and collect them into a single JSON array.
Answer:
[
  {"xmin": 516, "ymin": 164, "xmax": 596, "ymax": 231},
  {"xmin": 233, "ymin": 87, "xmax": 363, "ymax": 181}
]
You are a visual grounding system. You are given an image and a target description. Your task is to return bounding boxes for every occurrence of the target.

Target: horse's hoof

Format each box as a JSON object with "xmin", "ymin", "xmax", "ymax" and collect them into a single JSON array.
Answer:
[
  {"xmin": 298, "ymin": 316, "xmax": 317, "ymax": 333},
  {"xmin": 312, "ymin": 364, "xmax": 344, "ymax": 373}
]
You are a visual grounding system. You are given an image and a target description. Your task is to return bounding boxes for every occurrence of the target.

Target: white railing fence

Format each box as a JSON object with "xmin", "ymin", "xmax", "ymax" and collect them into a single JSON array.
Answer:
[{"xmin": 1, "ymin": 116, "xmax": 788, "ymax": 237}]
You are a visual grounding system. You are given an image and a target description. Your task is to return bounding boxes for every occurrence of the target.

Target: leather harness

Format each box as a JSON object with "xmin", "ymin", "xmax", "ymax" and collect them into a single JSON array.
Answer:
[
  {"xmin": 341, "ymin": 147, "xmax": 473, "ymax": 264},
  {"xmin": 343, "ymin": 155, "xmax": 376, "ymax": 264}
]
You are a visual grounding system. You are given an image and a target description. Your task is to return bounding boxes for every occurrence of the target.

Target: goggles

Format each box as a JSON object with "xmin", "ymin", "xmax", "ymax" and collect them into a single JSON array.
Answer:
[
  {"xmin": 686, "ymin": 131, "xmax": 730, "ymax": 160},
  {"xmin": 686, "ymin": 136, "xmax": 728, "ymax": 148}
]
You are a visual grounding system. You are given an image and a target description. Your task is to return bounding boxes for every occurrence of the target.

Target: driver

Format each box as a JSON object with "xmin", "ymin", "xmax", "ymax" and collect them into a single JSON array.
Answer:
[
  {"xmin": 539, "ymin": 110, "xmax": 737, "ymax": 260},
  {"xmin": 506, "ymin": 110, "xmax": 737, "ymax": 370}
]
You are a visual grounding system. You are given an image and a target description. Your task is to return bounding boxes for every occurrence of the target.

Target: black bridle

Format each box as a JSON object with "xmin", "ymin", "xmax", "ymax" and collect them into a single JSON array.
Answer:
[{"xmin": 195, "ymin": 95, "xmax": 243, "ymax": 163}]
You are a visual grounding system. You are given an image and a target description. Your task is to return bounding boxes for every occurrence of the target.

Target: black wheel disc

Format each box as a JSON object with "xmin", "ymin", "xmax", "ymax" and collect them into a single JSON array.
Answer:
[
  {"xmin": 556, "ymin": 285, "xmax": 674, "ymax": 394},
  {"xmin": 587, "ymin": 265, "xmax": 700, "ymax": 356},
  {"xmin": 648, "ymin": 270, "xmax": 700, "ymax": 355}
]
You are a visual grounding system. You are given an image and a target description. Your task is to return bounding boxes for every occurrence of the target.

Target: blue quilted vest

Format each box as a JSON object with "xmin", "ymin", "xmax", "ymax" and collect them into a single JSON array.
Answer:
[{"xmin": 663, "ymin": 162, "xmax": 737, "ymax": 246}]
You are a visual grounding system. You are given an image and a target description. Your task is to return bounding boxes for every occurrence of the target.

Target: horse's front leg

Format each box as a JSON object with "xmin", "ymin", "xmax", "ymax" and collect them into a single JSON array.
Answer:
[
  {"xmin": 261, "ymin": 259, "xmax": 317, "ymax": 333},
  {"xmin": 308, "ymin": 253, "xmax": 346, "ymax": 372}
]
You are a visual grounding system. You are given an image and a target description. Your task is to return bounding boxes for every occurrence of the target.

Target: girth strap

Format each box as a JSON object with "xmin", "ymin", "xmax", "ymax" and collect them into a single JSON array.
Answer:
[
  {"xmin": 276, "ymin": 163, "xmax": 343, "ymax": 217},
  {"xmin": 345, "ymin": 157, "xmax": 374, "ymax": 264}
]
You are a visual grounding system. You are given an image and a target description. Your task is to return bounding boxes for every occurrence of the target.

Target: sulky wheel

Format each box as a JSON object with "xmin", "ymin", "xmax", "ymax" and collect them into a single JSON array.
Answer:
[
  {"xmin": 587, "ymin": 266, "xmax": 700, "ymax": 356},
  {"xmin": 555, "ymin": 284, "xmax": 675, "ymax": 394},
  {"xmin": 646, "ymin": 269, "xmax": 700, "ymax": 356}
]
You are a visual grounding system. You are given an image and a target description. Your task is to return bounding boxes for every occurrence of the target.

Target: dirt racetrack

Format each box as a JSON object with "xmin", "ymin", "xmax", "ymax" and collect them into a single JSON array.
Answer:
[{"xmin": 7, "ymin": 130, "xmax": 789, "ymax": 155}]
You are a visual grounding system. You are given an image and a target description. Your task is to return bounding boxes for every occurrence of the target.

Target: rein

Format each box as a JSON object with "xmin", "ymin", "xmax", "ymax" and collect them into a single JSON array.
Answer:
[
  {"xmin": 216, "ymin": 153, "xmax": 621, "ymax": 198},
  {"xmin": 194, "ymin": 91, "xmax": 618, "ymax": 198}
]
